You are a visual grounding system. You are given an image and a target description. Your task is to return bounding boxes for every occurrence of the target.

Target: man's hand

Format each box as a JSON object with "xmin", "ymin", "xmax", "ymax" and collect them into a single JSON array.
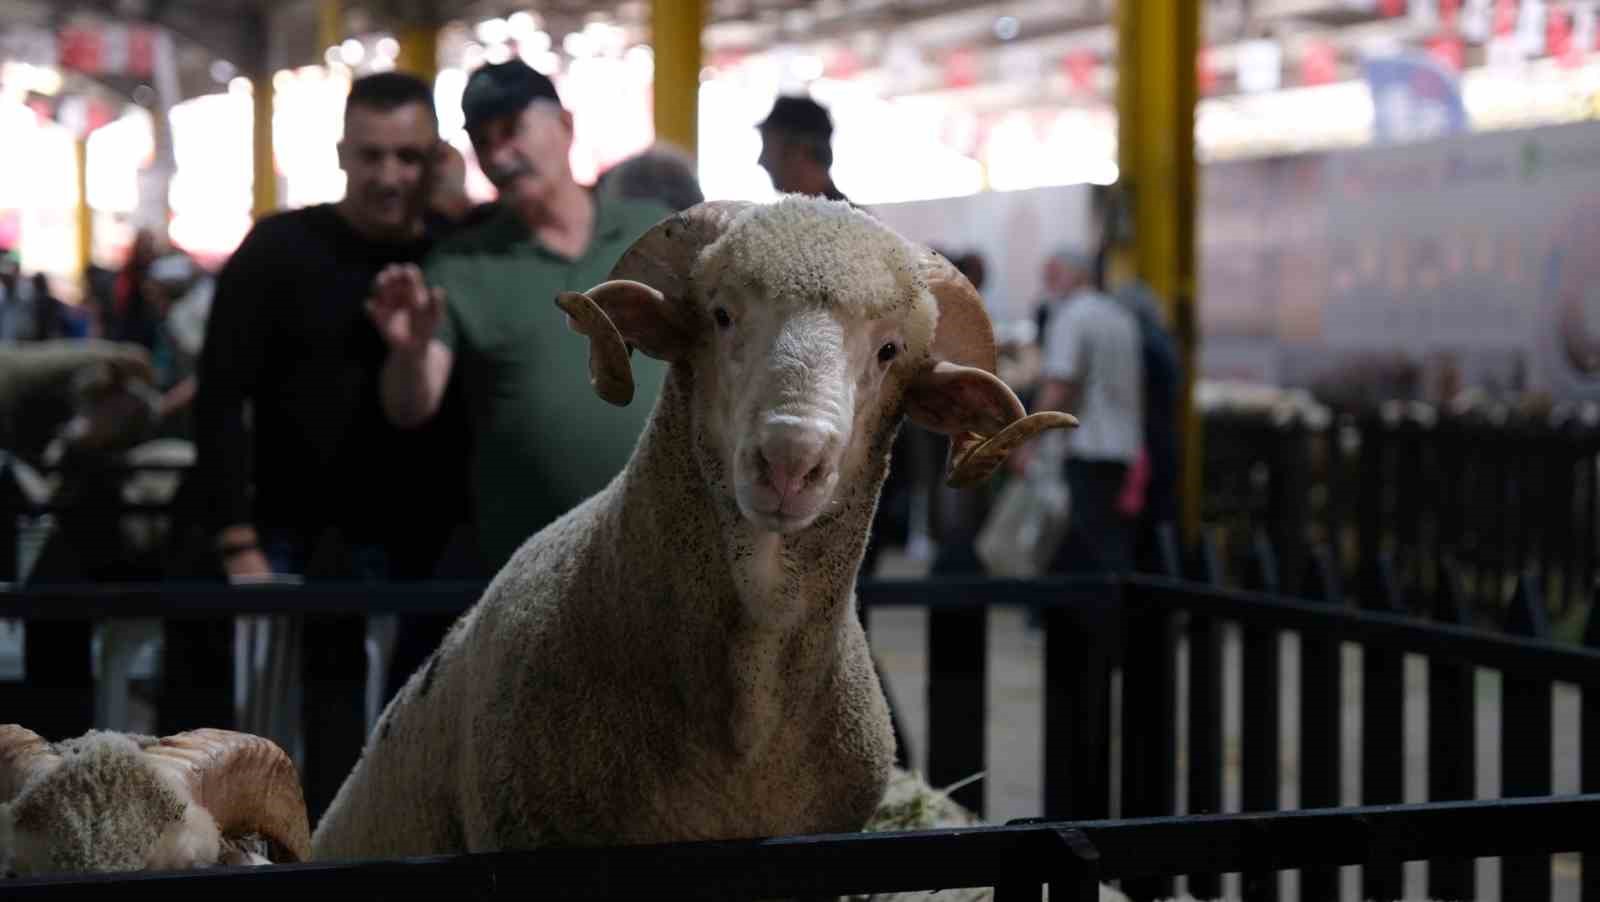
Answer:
[
  {"xmin": 223, "ymin": 548, "xmax": 273, "ymax": 582},
  {"xmin": 366, "ymin": 264, "xmax": 445, "ymax": 355},
  {"xmin": 216, "ymin": 524, "xmax": 271, "ymax": 582}
]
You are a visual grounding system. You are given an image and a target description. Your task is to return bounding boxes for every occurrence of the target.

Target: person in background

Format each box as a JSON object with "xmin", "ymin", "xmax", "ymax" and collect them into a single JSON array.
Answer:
[
  {"xmin": 757, "ymin": 95, "xmax": 851, "ymax": 203},
  {"xmin": 0, "ymin": 251, "xmax": 35, "ymax": 342},
  {"xmin": 596, "ymin": 141, "xmax": 705, "ymax": 213},
  {"xmin": 108, "ymin": 229, "xmax": 163, "ymax": 351},
  {"xmin": 368, "ymin": 61, "xmax": 675, "ymax": 714},
  {"xmin": 1023, "ymin": 247, "xmax": 1145, "ymax": 576},
  {"xmin": 425, "ymin": 141, "xmax": 498, "ymax": 232},
  {"xmin": 1115, "ymin": 279, "xmax": 1183, "ymax": 571},
  {"xmin": 369, "ymin": 59, "xmax": 672, "ymax": 577},
  {"xmin": 193, "ymin": 72, "xmax": 470, "ymax": 812}
]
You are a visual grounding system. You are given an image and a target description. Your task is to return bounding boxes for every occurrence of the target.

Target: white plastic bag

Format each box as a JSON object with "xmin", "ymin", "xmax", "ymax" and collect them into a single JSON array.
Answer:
[{"xmin": 975, "ymin": 439, "xmax": 1071, "ymax": 578}]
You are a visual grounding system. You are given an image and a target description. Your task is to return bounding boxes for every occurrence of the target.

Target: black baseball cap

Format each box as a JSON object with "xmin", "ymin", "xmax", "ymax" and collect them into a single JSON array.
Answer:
[
  {"xmin": 757, "ymin": 95, "xmax": 832, "ymax": 138},
  {"xmin": 462, "ymin": 59, "xmax": 562, "ymax": 134}
]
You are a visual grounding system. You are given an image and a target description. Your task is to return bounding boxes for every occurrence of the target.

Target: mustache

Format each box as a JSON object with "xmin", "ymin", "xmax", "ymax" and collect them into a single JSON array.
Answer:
[{"xmin": 484, "ymin": 152, "xmax": 538, "ymax": 187}]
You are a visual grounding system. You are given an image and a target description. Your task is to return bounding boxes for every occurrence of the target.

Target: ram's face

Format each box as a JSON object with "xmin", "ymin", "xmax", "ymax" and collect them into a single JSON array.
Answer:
[
  {"xmin": 555, "ymin": 196, "xmax": 1078, "ymax": 538},
  {"xmin": 691, "ymin": 269, "xmax": 931, "ymax": 534}
]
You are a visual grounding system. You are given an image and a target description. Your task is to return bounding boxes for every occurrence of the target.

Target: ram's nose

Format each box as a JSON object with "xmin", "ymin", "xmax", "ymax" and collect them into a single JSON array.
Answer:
[{"xmin": 756, "ymin": 420, "xmax": 836, "ymax": 503}]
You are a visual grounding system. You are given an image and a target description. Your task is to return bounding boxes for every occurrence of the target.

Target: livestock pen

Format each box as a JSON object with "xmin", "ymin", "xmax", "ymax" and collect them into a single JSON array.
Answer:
[{"xmin": 1, "ymin": 566, "xmax": 1597, "ymax": 900}]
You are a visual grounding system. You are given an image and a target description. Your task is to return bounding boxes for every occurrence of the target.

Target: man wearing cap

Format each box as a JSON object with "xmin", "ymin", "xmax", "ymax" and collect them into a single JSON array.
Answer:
[
  {"xmin": 369, "ymin": 60, "xmax": 672, "ymax": 575},
  {"xmin": 757, "ymin": 95, "xmax": 852, "ymax": 203}
]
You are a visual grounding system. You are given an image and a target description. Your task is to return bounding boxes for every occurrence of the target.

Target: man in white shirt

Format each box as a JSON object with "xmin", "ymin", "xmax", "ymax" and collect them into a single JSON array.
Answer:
[{"xmin": 1032, "ymin": 247, "xmax": 1144, "ymax": 574}]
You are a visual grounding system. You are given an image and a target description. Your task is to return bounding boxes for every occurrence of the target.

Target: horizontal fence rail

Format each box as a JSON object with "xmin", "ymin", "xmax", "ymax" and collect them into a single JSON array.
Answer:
[
  {"xmin": 3, "ymin": 573, "xmax": 1597, "ymax": 899},
  {"xmin": 3, "ymin": 795, "xmax": 1598, "ymax": 901}
]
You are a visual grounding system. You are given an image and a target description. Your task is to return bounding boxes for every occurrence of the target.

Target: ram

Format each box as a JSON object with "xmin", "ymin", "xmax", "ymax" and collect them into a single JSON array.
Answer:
[
  {"xmin": 0, "ymin": 726, "xmax": 309, "ymax": 877},
  {"xmin": 310, "ymin": 196, "xmax": 1074, "ymax": 858}
]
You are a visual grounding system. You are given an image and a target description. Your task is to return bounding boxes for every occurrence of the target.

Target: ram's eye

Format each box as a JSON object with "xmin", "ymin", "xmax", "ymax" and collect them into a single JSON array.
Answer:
[
  {"xmin": 877, "ymin": 342, "xmax": 899, "ymax": 364},
  {"xmin": 713, "ymin": 307, "xmax": 732, "ymax": 330}
]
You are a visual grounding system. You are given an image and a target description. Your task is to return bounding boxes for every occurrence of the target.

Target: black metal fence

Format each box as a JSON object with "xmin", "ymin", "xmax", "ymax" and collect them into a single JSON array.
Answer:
[
  {"xmin": 3, "ymin": 795, "xmax": 1597, "ymax": 901},
  {"xmin": 1, "ymin": 570, "xmax": 1597, "ymax": 899},
  {"xmin": 1203, "ymin": 403, "xmax": 1600, "ymax": 623}
]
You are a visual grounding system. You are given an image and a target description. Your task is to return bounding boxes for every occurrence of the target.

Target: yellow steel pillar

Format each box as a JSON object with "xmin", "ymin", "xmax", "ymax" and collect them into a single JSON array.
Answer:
[
  {"xmin": 651, "ymin": 0, "xmax": 703, "ymax": 156},
  {"xmin": 252, "ymin": 75, "xmax": 276, "ymax": 218},
  {"xmin": 1115, "ymin": 0, "xmax": 1201, "ymax": 544},
  {"xmin": 397, "ymin": 23, "xmax": 439, "ymax": 80},
  {"xmin": 75, "ymin": 137, "xmax": 92, "ymax": 283},
  {"xmin": 320, "ymin": 0, "xmax": 342, "ymax": 54}
]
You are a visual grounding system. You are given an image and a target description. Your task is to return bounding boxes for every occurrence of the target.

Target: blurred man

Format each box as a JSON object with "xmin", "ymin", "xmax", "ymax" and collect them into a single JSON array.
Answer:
[
  {"xmin": 193, "ymin": 72, "xmax": 470, "ymax": 814},
  {"xmin": 1029, "ymin": 248, "xmax": 1144, "ymax": 576},
  {"xmin": 596, "ymin": 141, "xmax": 705, "ymax": 213},
  {"xmin": 757, "ymin": 95, "xmax": 850, "ymax": 202},
  {"xmin": 197, "ymin": 70, "xmax": 464, "ymax": 582},
  {"xmin": 368, "ymin": 59, "xmax": 671, "ymax": 575}
]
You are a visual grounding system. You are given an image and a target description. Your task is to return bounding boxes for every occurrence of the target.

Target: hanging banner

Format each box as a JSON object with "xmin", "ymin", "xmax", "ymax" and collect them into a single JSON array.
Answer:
[
  {"xmin": 1363, "ymin": 51, "xmax": 1468, "ymax": 143},
  {"xmin": 1198, "ymin": 120, "xmax": 1600, "ymax": 401}
]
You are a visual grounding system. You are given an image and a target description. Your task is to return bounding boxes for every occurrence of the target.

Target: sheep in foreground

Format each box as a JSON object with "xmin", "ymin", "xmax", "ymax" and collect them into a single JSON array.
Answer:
[
  {"xmin": 0, "ymin": 725, "xmax": 310, "ymax": 877},
  {"xmin": 311, "ymin": 195, "xmax": 1076, "ymax": 859}
]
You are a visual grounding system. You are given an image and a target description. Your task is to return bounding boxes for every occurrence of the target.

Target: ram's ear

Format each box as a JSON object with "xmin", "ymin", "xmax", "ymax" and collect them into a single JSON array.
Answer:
[
  {"xmin": 555, "ymin": 279, "xmax": 694, "ymax": 407},
  {"xmin": 905, "ymin": 361, "xmax": 1078, "ymax": 488}
]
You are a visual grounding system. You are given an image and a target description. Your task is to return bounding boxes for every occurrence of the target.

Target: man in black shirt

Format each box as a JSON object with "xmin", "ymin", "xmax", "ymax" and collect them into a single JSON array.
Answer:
[
  {"xmin": 197, "ymin": 71, "xmax": 465, "ymax": 581},
  {"xmin": 192, "ymin": 72, "xmax": 470, "ymax": 816}
]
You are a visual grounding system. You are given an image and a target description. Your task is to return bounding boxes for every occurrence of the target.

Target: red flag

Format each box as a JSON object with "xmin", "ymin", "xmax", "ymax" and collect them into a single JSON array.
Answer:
[
  {"xmin": 1493, "ymin": 0, "xmax": 1518, "ymax": 36},
  {"xmin": 1063, "ymin": 51, "xmax": 1097, "ymax": 93},
  {"xmin": 1197, "ymin": 47, "xmax": 1218, "ymax": 95},
  {"xmin": 57, "ymin": 25, "xmax": 101, "ymax": 73},
  {"xmin": 1426, "ymin": 32, "xmax": 1466, "ymax": 69},
  {"xmin": 127, "ymin": 27, "xmax": 155, "ymax": 78},
  {"xmin": 943, "ymin": 48, "xmax": 979, "ymax": 89},
  {"xmin": 1300, "ymin": 40, "xmax": 1339, "ymax": 85}
]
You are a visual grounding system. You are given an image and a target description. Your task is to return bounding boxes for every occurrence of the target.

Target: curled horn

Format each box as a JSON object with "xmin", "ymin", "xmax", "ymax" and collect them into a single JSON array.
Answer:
[
  {"xmin": 141, "ymin": 729, "xmax": 311, "ymax": 863},
  {"xmin": 0, "ymin": 725, "xmax": 62, "ymax": 804},
  {"xmin": 917, "ymin": 250, "xmax": 1077, "ymax": 487},
  {"xmin": 557, "ymin": 201, "xmax": 754, "ymax": 406},
  {"xmin": 608, "ymin": 200, "xmax": 754, "ymax": 300}
]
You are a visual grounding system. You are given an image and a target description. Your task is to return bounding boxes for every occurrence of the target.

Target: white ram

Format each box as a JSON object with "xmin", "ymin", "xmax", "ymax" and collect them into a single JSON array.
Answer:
[{"xmin": 310, "ymin": 196, "xmax": 1075, "ymax": 858}]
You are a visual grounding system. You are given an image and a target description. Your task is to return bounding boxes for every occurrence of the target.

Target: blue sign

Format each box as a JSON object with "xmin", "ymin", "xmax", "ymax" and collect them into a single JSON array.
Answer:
[{"xmin": 1363, "ymin": 52, "xmax": 1469, "ymax": 144}]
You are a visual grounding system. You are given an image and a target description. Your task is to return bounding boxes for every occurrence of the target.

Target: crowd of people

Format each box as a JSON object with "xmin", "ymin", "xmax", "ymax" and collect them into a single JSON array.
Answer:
[{"xmin": 2, "ymin": 62, "xmax": 1184, "ymax": 776}]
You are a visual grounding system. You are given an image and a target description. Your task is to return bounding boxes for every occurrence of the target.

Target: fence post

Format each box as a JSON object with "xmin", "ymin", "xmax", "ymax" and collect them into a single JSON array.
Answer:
[
  {"xmin": 300, "ymin": 614, "xmax": 371, "ymax": 825},
  {"xmin": 1298, "ymin": 543, "xmax": 1343, "ymax": 902},
  {"xmin": 157, "ymin": 617, "xmax": 237, "ymax": 735},
  {"xmin": 1501, "ymin": 571, "xmax": 1553, "ymax": 900},
  {"xmin": 928, "ymin": 598, "xmax": 987, "ymax": 815},
  {"xmin": 1049, "ymin": 827, "xmax": 1104, "ymax": 902},
  {"xmin": 1183, "ymin": 564, "xmax": 1225, "ymax": 901},
  {"xmin": 1267, "ymin": 416, "xmax": 1309, "ymax": 595},
  {"xmin": 1155, "ymin": 522, "xmax": 1183, "ymax": 580},
  {"xmin": 1246, "ymin": 526, "xmax": 1280, "ymax": 597},
  {"xmin": 1043, "ymin": 580, "xmax": 1118, "ymax": 822},
  {"xmin": 0, "ymin": 454, "xmax": 20, "ymax": 582},
  {"xmin": 1355, "ymin": 413, "xmax": 1386, "ymax": 606},
  {"xmin": 1427, "ymin": 556, "xmax": 1476, "ymax": 900},
  {"xmin": 1119, "ymin": 577, "xmax": 1177, "ymax": 901},
  {"xmin": 1584, "ymin": 583, "xmax": 1600, "ymax": 902},
  {"xmin": 1360, "ymin": 553, "xmax": 1406, "ymax": 900}
]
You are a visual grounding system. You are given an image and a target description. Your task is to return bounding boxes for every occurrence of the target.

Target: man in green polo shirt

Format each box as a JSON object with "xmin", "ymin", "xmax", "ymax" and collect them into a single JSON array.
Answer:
[{"xmin": 367, "ymin": 60, "xmax": 671, "ymax": 574}]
